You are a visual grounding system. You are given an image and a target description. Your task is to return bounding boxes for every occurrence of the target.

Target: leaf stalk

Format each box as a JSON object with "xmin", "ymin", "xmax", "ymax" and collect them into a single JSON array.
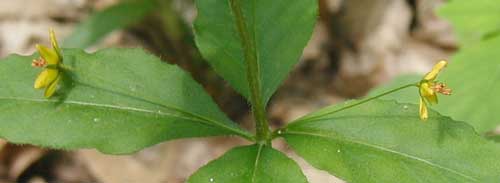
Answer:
[{"xmin": 272, "ymin": 83, "xmax": 418, "ymax": 139}]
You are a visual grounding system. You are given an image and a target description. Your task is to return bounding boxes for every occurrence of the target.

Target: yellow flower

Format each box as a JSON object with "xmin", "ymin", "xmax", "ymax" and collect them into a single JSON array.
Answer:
[
  {"xmin": 33, "ymin": 29, "xmax": 63, "ymax": 98},
  {"xmin": 418, "ymin": 60, "xmax": 452, "ymax": 120}
]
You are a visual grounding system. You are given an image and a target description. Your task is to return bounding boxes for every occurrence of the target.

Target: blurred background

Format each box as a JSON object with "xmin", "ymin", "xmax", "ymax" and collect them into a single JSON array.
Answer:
[{"xmin": 0, "ymin": 0, "xmax": 458, "ymax": 182}]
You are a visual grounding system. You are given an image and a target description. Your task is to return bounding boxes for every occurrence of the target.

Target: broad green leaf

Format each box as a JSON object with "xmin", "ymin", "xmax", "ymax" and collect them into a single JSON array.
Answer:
[
  {"xmin": 371, "ymin": 36, "xmax": 500, "ymax": 133},
  {"xmin": 438, "ymin": 4, "xmax": 500, "ymax": 133},
  {"xmin": 439, "ymin": 0, "xmax": 500, "ymax": 45},
  {"xmin": 63, "ymin": 0, "xmax": 157, "ymax": 48},
  {"xmin": 194, "ymin": 0, "xmax": 317, "ymax": 104},
  {"xmin": 187, "ymin": 144, "xmax": 307, "ymax": 183},
  {"xmin": 0, "ymin": 48, "xmax": 252, "ymax": 154},
  {"xmin": 281, "ymin": 100, "xmax": 500, "ymax": 183}
]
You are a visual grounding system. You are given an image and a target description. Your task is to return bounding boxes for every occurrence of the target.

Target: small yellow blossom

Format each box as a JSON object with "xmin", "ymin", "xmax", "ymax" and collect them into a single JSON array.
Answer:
[
  {"xmin": 418, "ymin": 60, "xmax": 452, "ymax": 121},
  {"xmin": 33, "ymin": 29, "xmax": 63, "ymax": 98}
]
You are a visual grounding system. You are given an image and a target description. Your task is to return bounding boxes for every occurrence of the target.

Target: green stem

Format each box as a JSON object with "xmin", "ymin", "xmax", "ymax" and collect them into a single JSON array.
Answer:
[
  {"xmin": 229, "ymin": 0, "xmax": 270, "ymax": 144},
  {"xmin": 272, "ymin": 83, "xmax": 417, "ymax": 138},
  {"xmin": 317, "ymin": 83, "xmax": 417, "ymax": 118}
]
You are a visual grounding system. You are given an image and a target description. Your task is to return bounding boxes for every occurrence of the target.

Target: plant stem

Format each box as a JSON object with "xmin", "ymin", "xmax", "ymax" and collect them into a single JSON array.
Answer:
[
  {"xmin": 272, "ymin": 83, "xmax": 417, "ymax": 138},
  {"xmin": 315, "ymin": 83, "xmax": 418, "ymax": 118},
  {"xmin": 229, "ymin": 0, "xmax": 270, "ymax": 144}
]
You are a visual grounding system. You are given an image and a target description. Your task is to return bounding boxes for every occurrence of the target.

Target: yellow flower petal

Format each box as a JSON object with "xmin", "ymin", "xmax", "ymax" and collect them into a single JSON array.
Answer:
[
  {"xmin": 36, "ymin": 44, "xmax": 59, "ymax": 65},
  {"xmin": 49, "ymin": 28, "xmax": 62, "ymax": 59},
  {"xmin": 34, "ymin": 69, "xmax": 59, "ymax": 89},
  {"xmin": 44, "ymin": 75, "xmax": 61, "ymax": 98},
  {"xmin": 419, "ymin": 82, "xmax": 434, "ymax": 96},
  {"xmin": 419, "ymin": 82, "xmax": 438, "ymax": 104},
  {"xmin": 423, "ymin": 60, "xmax": 447, "ymax": 81},
  {"xmin": 419, "ymin": 97, "xmax": 428, "ymax": 121},
  {"xmin": 425, "ymin": 93, "xmax": 438, "ymax": 105}
]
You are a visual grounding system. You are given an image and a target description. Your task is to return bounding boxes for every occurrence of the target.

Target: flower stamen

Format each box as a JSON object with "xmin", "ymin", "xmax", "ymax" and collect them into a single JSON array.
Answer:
[
  {"xmin": 31, "ymin": 58, "xmax": 47, "ymax": 67},
  {"xmin": 432, "ymin": 83, "xmax": 452, "ymax": 95}
]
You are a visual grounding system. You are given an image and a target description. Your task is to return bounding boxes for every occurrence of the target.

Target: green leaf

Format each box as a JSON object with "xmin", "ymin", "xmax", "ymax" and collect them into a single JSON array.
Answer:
[
  {"xmin": 187, "ymin": 144, "xmax": 307, "ymax": 183},
  {"xmin": 0, "ymin": 48, "xmax": 252, "ymax": 154},
  {"xmin": 281, "ymin": 100, "xmax": 500, "ymax": 183},
  {"xmin": 371, "ymin": 36, "xmax": 500, "ymax": 133},
  {"xmin": 437, "ymin": 13, "xmax": 500, "ymax": 133},
  {"xmin": 194, "ymin": 0, "xmax": 317, "ymax": 104},
  {"xmin": 439, "ymin": 0, "xmax": 500, "ymax": 45},
  {"xmin": 63, "ymin": 0, "xmax": 157, "ymax": 48},
  {"xmin": 487, "ymin": 135, "xmax": 500, "ymax": 143}
]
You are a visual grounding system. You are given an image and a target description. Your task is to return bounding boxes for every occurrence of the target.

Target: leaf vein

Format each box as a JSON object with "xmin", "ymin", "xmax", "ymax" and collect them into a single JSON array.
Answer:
[
  {"xmin": 251, "ymin": 144, "xmax": 264, "ymax": 182},
  {"xmin": 0, "ymin": 97, "xmax": 224, "ymax": 130},
  {"xmin": 285, "ymin": 130, "xmax": 479, "ymax": 182},
  {"xmin": 72, "ymin": 82, "xmax": 253, "ymax": 140}
]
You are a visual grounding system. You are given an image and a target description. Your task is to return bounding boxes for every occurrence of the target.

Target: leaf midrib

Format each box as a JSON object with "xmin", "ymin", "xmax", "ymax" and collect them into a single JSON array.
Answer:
[
  {"xmin": 251, "ymin": 144, "xmax": 264, "ymax": 182},
  {"xmin": 74, "ymin": 81, "xmax": 253, "ymax": 140},
  {"xmin": 0, "ymin": 97, "xmax": 202, "ymax": 121},
  {"xmin": 284, "ymin": 130, "xmax": 479, "ymax": 182},
  {"xmin": 75, "ymin": 81, "xmax": 225, "ymax": 125},
  {"xmin": 0, "ymin": 96, "xmax": 250, "ymax": 139}
]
